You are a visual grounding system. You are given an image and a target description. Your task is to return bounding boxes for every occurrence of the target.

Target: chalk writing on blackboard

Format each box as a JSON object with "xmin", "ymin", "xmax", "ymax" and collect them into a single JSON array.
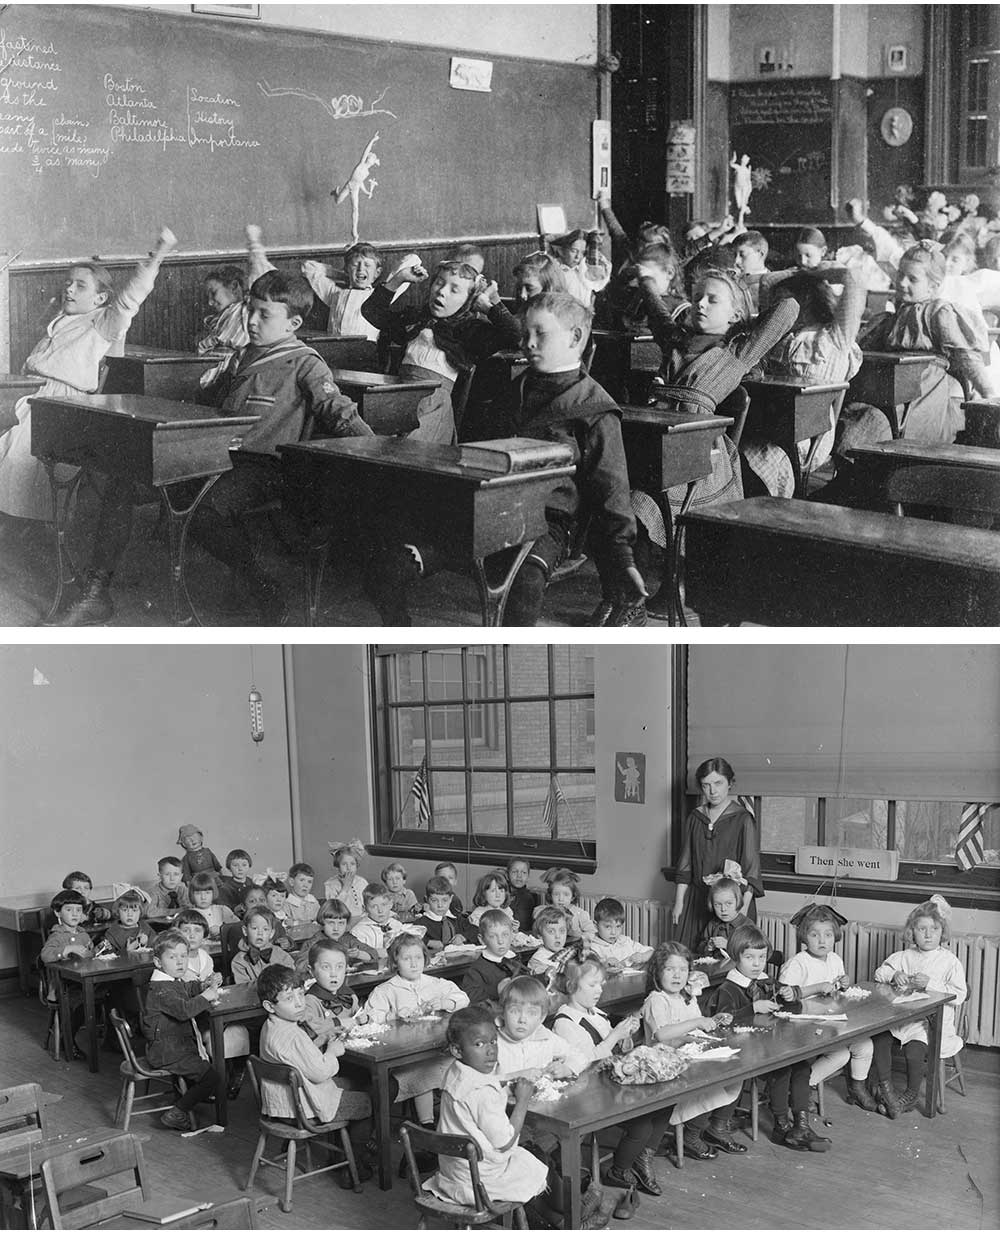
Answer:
[
  {"xmin": 730, "ymin": 81, "xmax": 832, "ymax": 126},
  {"xmin": 257, "ymin": 79, "xmax": 396, "ymax": 121},
  {"xmin": 187, "ymin": 83, "xmax": 261, "ymax": 152}
]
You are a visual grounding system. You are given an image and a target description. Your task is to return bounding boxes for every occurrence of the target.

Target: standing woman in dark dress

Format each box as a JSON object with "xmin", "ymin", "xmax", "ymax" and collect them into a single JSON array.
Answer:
[{"xmin": 671, "ymin": 757, "xmax": 762, "ymax": 949}]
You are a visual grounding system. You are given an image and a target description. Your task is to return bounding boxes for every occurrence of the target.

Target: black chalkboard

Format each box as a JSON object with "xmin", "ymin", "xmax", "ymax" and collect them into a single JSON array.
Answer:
[
  {"xmin": 728, "ymin": 79, "xmax": 833, "ymax": 224},
  {"xmin": 0, "ymin": 5, "xmax": 595, "ymax": 261}
]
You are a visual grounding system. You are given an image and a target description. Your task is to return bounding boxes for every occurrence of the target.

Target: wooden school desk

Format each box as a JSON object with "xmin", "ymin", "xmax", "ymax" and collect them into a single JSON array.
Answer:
[
  {"xmin": 104, "ymin": 347, "xmax": 223, "ymax": 401},
  {"xmin": 29, "ymin": 394, "xmax": 258, "ymax": 625},
  {"xmin": 621, "ymin": 405, "xmax": 735, "ymax": 625},
  {"xmin": 589, "ymin": 330, "xmax": 658, "ymax": 404},
  {"xmin": 848, "ymin": 350, "xmax": 949, "ymax": 438},
  {"xmin": 0, "ymin": 891, "xmax": 107, "ymax": 996},
  {"xmin": 326, "ymin": 369, "xmax": 441, "ymax": 435},
  {"xmin": 46, "ymin": 953, "xmax": 152, "ymax": 1073},
  {"xmin": 681, "ymin": 496, "xmax": 1000, "ymax": 625},
  {"xmin": 527, "ymin": 983, "xmax": 954, "ymax": 1230},
  {"xmin": 741, "ymin": 377, "xmax": 848, "ymax": 495},
  {"xmin": 298, "ymin": 333, "xmax": 379, "ymax": 372},
  {"xmin": 847, "ymin": 440, "xmax": 1000, "ymax": 510},
  {"xmin": 277, "ymin": 435, "xmax": 576, "ymax": 625},
  {"xmin": 959, "ymin": 399, "xmax": 1000, "ymax": 449}
]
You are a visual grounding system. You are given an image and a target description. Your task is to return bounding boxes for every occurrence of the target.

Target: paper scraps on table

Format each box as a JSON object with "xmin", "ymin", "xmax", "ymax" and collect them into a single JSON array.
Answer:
[
  {"xmin": 678, "ymin": 1042, "xmax": 741, "ymax": 1061},
  {"xmin": 891, "ymin": 991, "xmax": 931, "ymax": 1004},
  {"xmin": 773, "ymin": 1011, "xmax": 848, "ymax": 1021},
  {"xmin": 180, "ymin": 1124, "xmax": 225, "ymax": 1138}
]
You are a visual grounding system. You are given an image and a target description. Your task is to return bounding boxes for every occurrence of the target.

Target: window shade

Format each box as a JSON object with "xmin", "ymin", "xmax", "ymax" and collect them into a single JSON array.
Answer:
[{"xmin": 687, "ymin": 646, "xmax": 1000, "ymax": 802}]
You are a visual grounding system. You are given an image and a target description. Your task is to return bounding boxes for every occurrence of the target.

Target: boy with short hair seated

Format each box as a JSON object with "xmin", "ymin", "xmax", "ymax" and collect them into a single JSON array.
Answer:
[
  {"xmin": 365, "ymin": 291, "xmax": 646, "ymax": 627},
  {"xmin": 218, "ymin": 849, "xmax": 254, "ymax": 914},
  {"xmin": 351, "ymin": 883, "xmax": 413, "ymax": 959},
  {"xmin": 60, "ymin": 872, "xmax": 113, "ymax": 927},
  {"xmin": 285, "ymin": 862, "xmax": 320, "ymax": 923},
  {"xmin": 231, "ymin": 906, "xmax": 295, "ymax": 985},
  {"xmin": 257, "ymin": 963, "xmax": 373, "ymax": 1155},
  {"xmin": 145, "ymin": 857, "xmax": 190, "ymax": 916},
  {"xmin": 733, "ymin": 231, "xmax": 770, "ymax": 312},
  {"xmin": 175, "ymin": 909, "xmax": 215, "ymax": 983},
  {"xmin": 40, "ymin": 889, "xmax": 95, "ymax": 1057},
  {"xmin": 301, "ymin": 241, "xmax": 391, "ymax": 341},
  {"xmin": 589, "ymin": 897, "xmax": 653, "ymax": 969},
  {"xmin": 58, "ymin": 256, "xmax": 372, "ymax": 627},
  {"xmin": 462, "ymin": 909, "xmax": 524, "ymax": 1008},
  {"xmin": 414, "ymin": 875, "xmax": 467, "ymax": 951}
]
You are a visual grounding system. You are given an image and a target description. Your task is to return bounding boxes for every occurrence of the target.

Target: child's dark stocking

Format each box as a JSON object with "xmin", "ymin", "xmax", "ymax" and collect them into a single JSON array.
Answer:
[
  {"xmin": 897, "ymin": 1040, "xmax": 928, "ymax": 1112},
  {"xmin": 871, "ymin": 1031, "xmax": 902, "ymax": 1118},
  {"xmin": 503, "ymin": 558, "xmax": 548, "ymax": 626},
  {"xmin": 607, "ymin": 1111, "xmax": 670, "ymax": 1195}
]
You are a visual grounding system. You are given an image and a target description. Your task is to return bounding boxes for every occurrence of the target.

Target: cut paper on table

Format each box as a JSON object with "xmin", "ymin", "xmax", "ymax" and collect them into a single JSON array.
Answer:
[
  {"xmin": 678, "ymin": 1042, "xmax": 741, "ymax": 1061},
  {"xmin": 773, "ymin": 1012, "xmax": 848, "ymax": 1021},
  {"xmin": 891, "ymin": 991, "xmax": 931, "ymax": 1004}
]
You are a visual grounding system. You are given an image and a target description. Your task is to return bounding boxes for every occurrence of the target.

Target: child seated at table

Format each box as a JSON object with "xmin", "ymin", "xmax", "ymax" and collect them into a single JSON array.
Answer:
[
  {"xmin": 231, "ymin": 907, "xmax": 294, "ymax": 985},
  {"xmin": 526, "ymin": 907, "xmax": 572, "ymax": 984},
  {"xmin": 589, "ymin": 897, "xmax": 652, "ymax": 969},
  {"xmin": 696, "ymin": 866, "xmax": 750, "ymax": 962},
  {"xmin": 176, "ymin": 909, "xmax": 215, "ymax": 983},
  {"xmin": 196, "ymin": 265, "xmax": 249, "ymax": 356},
  {"xmin": 533, "ymin": 868, "xmax": 596, "ymax": 943},
  {"xmin": 549, "ymin": 228, "xmax": 612, "ymax": 309},
  {"xmin": 552, "ymin": 957, "xmax": 664, "ymax": 1199},
  {"xmin": 464, "ymin": 871, "xmax": 516, "ymax": 933},
  {"xmin": 506, "ymin": 858, "xmax": 538, "ymax": 934},
  {"xmin": 870, "ymin": 894, "xmax": 966, "ymax": 1119},
  {"xmin": 104, "ymin": 889, "xmax": 153, "ymax": 956},
  {"xmin": 240, "ymin": 884, "xmax": 267, "ymax": 919},
  {"xmin": 324, "ymin": 839, "xmax": 369, "ymax": 922},
  {"xmin": 218, "ymin": 849, "xmax": 254, "ymax": 914},
  {"xmin": 142, "ymin": 929, "xmax": 221, "ymax": 1131},
  {"xmin": 301, "ymin": 241, "xmax": 390, "ymax": 342},
  {"xmin": 424, "ymin": 1006, "xmax": 547, "ymax": 1209},
  {"xmin": 188, "ymin": 873, "xmax": 238, "ymax": 938},
  {"xmin": 778, "ymin": 903, "xmax": 876, "ymax": 1112},
  {"xmin": 260, "ymin": 878, "xmax": 293, "ymax": 947},
  {"xmin": 431, "ymin": 862, "xmax": 465, "ymax": 916},
  {"xmin": 60, "ymin": 872, "xmax": 113, "ymax": 927},
  {"xmin": 381, "ymin": 862, "xmax": 419, "ymax": 921},
  {"xmin": 285, "ymin": 862, "xmax": 320, "ymax": 923},
  {"xmin": 706, "ymin": 924, "xmax": 830, "ymax": 1152},
  {"xmin": 352, "ymin": 883, "xmax": 415, "ymax": 959},
  {"xmin": 362, "ymin": 934, "xmax": 469, "ymax": 1137},
  {"xmin": 414, "ymin": 876, "xmax": 467, "ymax": 952},
  {"xmin": 495, "ymin": 976, "xmax": 586, "ymax": 1080},
  {"xmin": 642, "ymin": 941, "xmax": 743, "ymax": 1161},
  {"xmin": 145, "ymin": 857, "xmax": 190, "ymax": 917},
  {"xmin": 462, "ymin": 910, "xmax": 524, "ymax": 1008},
  {"xmin": 40, "ymin": 889, "xmax": 96, "ymax": 1056},
  {"xmin": 258, "ymin": 963, "xmax": 373, "ymax": 1165},
  {"xmin": 315, "ymin": 898, "xmax": 381, "ymax": 967},
  {"xmin": 302, "ymin": 938, "xmax": 361, "ymax": 1041},
  {"xmin": 733, "ymin": 231, "xmax": 770, "ymax": 312}
]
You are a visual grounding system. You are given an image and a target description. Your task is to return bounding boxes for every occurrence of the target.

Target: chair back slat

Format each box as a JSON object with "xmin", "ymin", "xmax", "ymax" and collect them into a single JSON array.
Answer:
[
  {"xmin": 0, "ymin": 1082, "xmax": 47, "ymax": 1151},
  {"xmin": 40, "ymin": 1132, "xmax": 150, "ymax": 1229},
  {"xmin": 247, "ymin": 1056, "xmax": 324, "ymax": 1130},
  {"xmin": 400, "ymin": 1120, "xmax": 496, "ymax": 1218}
]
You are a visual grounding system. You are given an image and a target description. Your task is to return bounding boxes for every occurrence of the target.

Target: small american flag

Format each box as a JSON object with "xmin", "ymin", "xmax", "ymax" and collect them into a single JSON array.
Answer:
[
  {"xmin": 737, "ymin": 794, "xmax": 756, "ymax": 819},
  {"xmin": 955, "ymin": 802, "xmax": 995, "ymax": 871},
  {"xmin": 410, "ymin": 757, "xmax": 432, "ymax": 829},
  {"xmin": 542, "ymin": 774, "xmax": 568, "ymax": 834}
]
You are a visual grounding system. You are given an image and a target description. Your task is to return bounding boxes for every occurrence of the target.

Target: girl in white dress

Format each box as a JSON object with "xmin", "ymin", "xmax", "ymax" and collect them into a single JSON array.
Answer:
[{"xmin": 870, "ymin": 894, "xmax": 967, "ymax": 1118}]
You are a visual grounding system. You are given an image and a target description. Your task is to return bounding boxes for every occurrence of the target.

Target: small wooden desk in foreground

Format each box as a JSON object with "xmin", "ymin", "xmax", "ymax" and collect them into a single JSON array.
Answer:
[
  {"xmin": 742, "ymin": 377, "xmax": 848, "ymax": 495},
  {"xmin": 959, "ymin": 399, "xmax": 1000, "ymax": 449},
  {"xmin": 278, "ymin": 435, "xmax": 576, "ymax": 625},
  {"xmin": 46, "ymin": 953, "xmax": 152, "ymax": 1072},
  {"xmin": 848, "ymin": 350, "xmax": 948, "ymax": 438},
  {"xmin": 299, "ymin": 333, "xmax": 378, "ymax": 372},
  {"xmin": 681, "ymin": 496, "xmax": 1000, "ymax": 625},
  {"xmin": 327, "ymin": 369, "xmax": 441, "ymax": 435},
  {"xmin": 527, "ymin": 984, "xmax": 953, "ymax": 1229},
  {"xmin": 105, "ymin": 347, "xmax": 222, "ymax": 401},
  {"xmin": 29, "ymin": 394, "xmax": 257, "ymax": 624},
  {"xmin": 847, "ymin": 440, "xmax": 1000, "ymax": 511}
]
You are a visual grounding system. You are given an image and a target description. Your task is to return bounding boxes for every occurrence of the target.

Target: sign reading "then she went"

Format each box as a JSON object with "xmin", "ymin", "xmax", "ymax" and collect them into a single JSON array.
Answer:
[{"xmin": 795, "ymin": 847, "xmax": 900, "ymax": 881}]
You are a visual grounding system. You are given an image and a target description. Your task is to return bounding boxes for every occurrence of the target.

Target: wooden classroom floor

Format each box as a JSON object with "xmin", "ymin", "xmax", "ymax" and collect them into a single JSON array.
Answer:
[{"xmin": 1, "ymin": 994, "xmax": 997, "ymax": 1230}]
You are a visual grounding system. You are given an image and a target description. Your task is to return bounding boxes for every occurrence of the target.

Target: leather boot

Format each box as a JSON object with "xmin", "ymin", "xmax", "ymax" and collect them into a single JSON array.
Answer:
[
  {"xmin": 896, "ymin": 1087, "xmax": 921, "ymax": 1114},
  {"xmin": 704, "ymin": 1113, "xmax": 748, "ymax": 1154},
  {"xmin": 770, "ymin": 1113, "xmax": 793, "ymax": 1145},
  {"xmin": 587, "ymin": 598, "xmax": 615, "ymax": 626},
  {"xmin": 629, "ymin": 1148, "xmax": 661, "ymax": 1197},
  {"xmin": 783, "ymin": 1110, "xmax": 831, "ymax": 1152},
  {"xmin": 681, "ymin": 1129, "xmax": 717, "ymax": 1161},
  {"xmin": 607, "ymin": 598, "xmax": 647, "ymax": 627},
  {"xmin": 54, "ymin": 573, "xmax": 113, "ymax": 626},
  {"xmin": 845, "ymin": 1077, "xmax": 879, "ymax": 1112},
  {"xmin": 876, "ymin": 1079, "xmax": 901, "ymax": 1120}
]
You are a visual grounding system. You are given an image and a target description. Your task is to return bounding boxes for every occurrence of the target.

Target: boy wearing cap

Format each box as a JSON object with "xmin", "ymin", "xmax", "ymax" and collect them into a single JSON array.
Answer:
[{"xmin": 177, "ymin": 825, "xmax": 223, "ymax": 885}]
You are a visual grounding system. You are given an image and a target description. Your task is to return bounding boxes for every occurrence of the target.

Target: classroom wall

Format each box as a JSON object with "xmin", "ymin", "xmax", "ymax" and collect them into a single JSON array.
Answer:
[
  {"xmin": 0, "ymin": 644, "xmax": 292, "ymax": 969},
  {"xmin": 146, "ymin": 2, "xmax": 598, "ymax": 65}
]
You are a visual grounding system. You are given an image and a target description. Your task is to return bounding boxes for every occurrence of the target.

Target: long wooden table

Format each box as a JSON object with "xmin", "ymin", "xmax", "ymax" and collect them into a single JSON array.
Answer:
[
  {"xmin": 742, "ymin": 377, "xmax": 848, "ymax": 495},
  {"xmin": 277, "ymin": 435, "xmax": 576, "ymax": 625},
  {"xmin": 681, "ymin": 495, "xmax": 1000, "ymax": 625},
  {"xmin": 848, "ymin": 350, "xmax": 949, "ymax": 438},
  {"xmin": 527, "ymin": 984, "xmax": 953, "ymax": 1229},
  {"xmin": 959, "ymin": 399, "xmax": 1000, "ymax": 449},
  {"xmin": 46, "ymin": 953, "xmax": 153, "ymax": 1072},
  {"xmin": 327, "ymin": 368, "xmax": 441, "ymax": 435},
  {"xmin": 104, "ymin": 347, "xmax": 223, "ymax": 401},
  {"xmin": 621, "ymin": 405, "xmax": 734, "ymax": 625},
  {"xmin": 29, "ymin": 394, "xmax": 257, "ymax": 625}
]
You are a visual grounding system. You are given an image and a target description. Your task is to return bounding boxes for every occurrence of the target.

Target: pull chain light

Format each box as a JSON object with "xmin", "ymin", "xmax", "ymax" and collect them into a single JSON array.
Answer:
[{"xmin": 249, "ymin": 647, "xmax": 264, "ymax": 743}]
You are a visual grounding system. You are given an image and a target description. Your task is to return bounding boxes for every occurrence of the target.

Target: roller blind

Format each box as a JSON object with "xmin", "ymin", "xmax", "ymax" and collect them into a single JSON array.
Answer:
[{"xmin": 687, "ymin": 646, "xmax": 1000, "ymax": 802}]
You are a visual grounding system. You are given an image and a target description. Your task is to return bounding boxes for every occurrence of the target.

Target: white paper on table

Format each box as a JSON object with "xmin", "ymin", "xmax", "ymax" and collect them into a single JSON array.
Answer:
[{"xmin": 891, "ymin": 991, "xmax": 931, "ymax": 1004}]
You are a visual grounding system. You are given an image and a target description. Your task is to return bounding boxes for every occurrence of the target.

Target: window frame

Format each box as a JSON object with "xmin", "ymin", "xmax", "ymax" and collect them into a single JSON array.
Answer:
[
  {"xmin": 369, "ymin": 645, "xmax": 597, "ymax": 873},
  {"xmin": 956, "ymin": 8, "xmax": 1000, "ymax": 181},
  {"xmin": 666, "ymin": 649, "xmax": 1000, "ymax": 910}
]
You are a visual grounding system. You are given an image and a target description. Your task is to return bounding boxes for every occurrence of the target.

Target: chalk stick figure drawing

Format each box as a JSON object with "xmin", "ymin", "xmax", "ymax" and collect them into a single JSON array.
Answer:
[
  {"xmin": 616, "ymin": 756, "xmax": 641, "ymax": 801},
  {"xmin": 332, "ymin": 132, "xmax": 381, "ymax": 244},
  {"xmin": 257, "ymin": 80, "xmax": 397, "ymax": 121}
]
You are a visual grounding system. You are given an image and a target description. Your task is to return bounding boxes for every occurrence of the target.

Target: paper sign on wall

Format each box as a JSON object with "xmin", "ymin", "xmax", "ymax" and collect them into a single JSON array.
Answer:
[
  {"xmin": 666, "ymin": 120, "xmax": 696, "ymax": 195},
  {"xmin": 795, "ymin": 847, "xmax": 900, "ymax": 881},
  {"xmin": 592, "ymin": 119, "xmax": 611, "ymax": 196},
  {"xmin": 449, "ymin": 57, "xmax": 493, "ymax": 93},
  {"xmin": 614, "ymin": 752, "xmax": 645, "ymax": 804}
]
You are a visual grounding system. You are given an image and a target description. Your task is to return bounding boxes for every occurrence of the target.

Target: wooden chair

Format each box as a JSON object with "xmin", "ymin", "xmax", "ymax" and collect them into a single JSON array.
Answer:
[
  {"xmin": 94, "ymin": 1195, "xmax": 259, "ymax": 1229},
  {"xmin": 398, "ymin": 1121, "xmax": 528, "ymax": 1230},
  {"xmin": 108, "ymin": 1009, "xmax": 187, "ymax": 1132},
  {"xmin": 244, "ymin": 1056, "xmax": 361, "ymax": 1213},
  {"xmin": 885, "ymin": 464, "xmax": 1000, "ymax": 525},
  {"xmin": 39, "ymin": 1132, "xmax": 150, "ymax": 1229},
  {"xmin": 0, "ymin": 1082, "xmax": 49, "ymax": 1154},
  {"xmin": 37, "ymin": 959, "xmax": 61, "ymax": 1060},
  {"xmin": 938, "ymin": 1002, "xmax": 969, "ymax": 1113},
  {"xmin": 218, "ymin": 921, "xmax": 245, "ymax": 984},
  {"xmin": 720, "ymin": 386, "xmax": 750, "ymax": 451}
]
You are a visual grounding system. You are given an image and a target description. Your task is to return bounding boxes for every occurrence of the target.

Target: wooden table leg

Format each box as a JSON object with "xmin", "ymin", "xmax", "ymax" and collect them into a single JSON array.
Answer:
[
  {"xmin": 924, "ymin": 1001, "xmax": 945, "ymax": 1119},
  {"xmin": 558, "ymin": 1132, "xmax": 583, "ymax": 1230},
  {"xmin": 160, "ymin": 476, "xmax": 220, "ymax": 627},
  {"xmin": 55, "ymin": 971, "xmax": 75, "ymax": 1063},
  {"xmin": 472, "ymin": 542, "xmax": 534, "ymax": 627},
  {"xmin": 373, "ymin": 1061, "xmax": 393, "ymax": 1190},
  {"xmin": 669, "ymin": 479, "xmax": 700, "ymax": 628},
  {"xmin": 82, "ymin": 976, "xmax": 100, "ymax": 1073},
  {"xmin": 211, "ymin": 1016, "xmax": 229, "ymax": 1126}
]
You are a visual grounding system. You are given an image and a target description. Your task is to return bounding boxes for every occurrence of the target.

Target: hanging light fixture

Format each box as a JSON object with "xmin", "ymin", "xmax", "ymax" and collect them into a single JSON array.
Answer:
[{"xmin": 249, "ymin": 646, "xmax": 264, "ymax": 743}]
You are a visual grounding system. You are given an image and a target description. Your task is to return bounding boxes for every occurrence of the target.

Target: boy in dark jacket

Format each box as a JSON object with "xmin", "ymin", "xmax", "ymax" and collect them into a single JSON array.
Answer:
[
  {"xmin": 141, "ymin": 929, "xmax": 222, "ymax": 1131},
  {"xmin": 365, "ymin": 291, "xmax": 647, "ymax": 626}
]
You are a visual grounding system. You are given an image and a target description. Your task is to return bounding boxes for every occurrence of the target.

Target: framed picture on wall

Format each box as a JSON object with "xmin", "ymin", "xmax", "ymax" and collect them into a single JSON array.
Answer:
[{"xmin": 192, "ymin": 4, "xmax": 261, "ymax": 18}]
